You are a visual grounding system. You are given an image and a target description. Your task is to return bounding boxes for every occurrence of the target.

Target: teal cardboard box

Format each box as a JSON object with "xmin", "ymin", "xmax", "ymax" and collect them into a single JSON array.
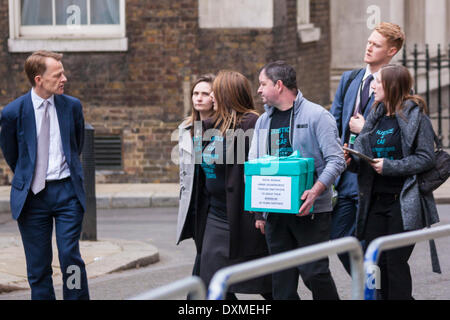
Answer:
[{"xmin": 244, "ymin": 151, "xmax": 314, "ymax": 214}]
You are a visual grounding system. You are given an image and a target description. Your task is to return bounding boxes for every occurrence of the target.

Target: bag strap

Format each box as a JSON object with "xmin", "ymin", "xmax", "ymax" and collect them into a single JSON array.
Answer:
[
  {"xmin": 342, "ymin": 68, "xmax": 364, "ymax": 100},
  {"xmin": 432, "ymin": 131, "xmax": 443, "ymax": 151},
  {"xmin": 420, "ymin": 197, "xmax": 442, "ymax": 274}
]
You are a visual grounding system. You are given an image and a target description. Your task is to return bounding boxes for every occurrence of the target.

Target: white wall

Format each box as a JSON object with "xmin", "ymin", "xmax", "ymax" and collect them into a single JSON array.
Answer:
[
  {"xmin": 448, "ymin": 0, "xmax": 450, "ymax": 47},
  {"xmin": 199, "ymin": 0, "xmax": 274, "ymax": 29},
  {"xmin": 425, "ymin": 0, "xmax": 447, "ymax": 55},
  {"xmin": 331, "ymin": 0, "xmax": 405, "ymax": 71}
]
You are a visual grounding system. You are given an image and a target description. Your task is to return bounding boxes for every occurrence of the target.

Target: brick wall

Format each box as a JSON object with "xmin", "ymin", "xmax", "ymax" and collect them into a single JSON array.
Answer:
[
  {"xmin": 0, "ymin": 0, "xmax": 331, "ymax": 184},
  {"xmin": 298, "ymin": 0, "xmax": 331, "ymax": 107}
]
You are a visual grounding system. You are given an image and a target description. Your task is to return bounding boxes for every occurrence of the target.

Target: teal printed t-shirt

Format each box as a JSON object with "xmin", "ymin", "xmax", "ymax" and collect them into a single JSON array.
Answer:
[
  {"xmin": 200, "ymin": 135, "xmax": 227, "ymax": 219},
  {"xmin": 270, "ymin": 108, "xmax": 293, "ymax": 157},
  {"xmin": 370, "ymin": 115, "xmax": 405, "ymax": 194}
]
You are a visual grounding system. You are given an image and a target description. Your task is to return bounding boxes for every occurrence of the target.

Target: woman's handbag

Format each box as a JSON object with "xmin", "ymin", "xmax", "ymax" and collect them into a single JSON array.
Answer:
[{"xmin": 418, "ymin": 133, "xmax": 450, "ymax": 194}]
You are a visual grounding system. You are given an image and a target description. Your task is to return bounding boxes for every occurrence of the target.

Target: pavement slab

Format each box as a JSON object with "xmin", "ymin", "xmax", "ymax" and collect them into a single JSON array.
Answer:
[{"xmin": 0, "ymin": 233, "xmax": 159, "ymax": 293}]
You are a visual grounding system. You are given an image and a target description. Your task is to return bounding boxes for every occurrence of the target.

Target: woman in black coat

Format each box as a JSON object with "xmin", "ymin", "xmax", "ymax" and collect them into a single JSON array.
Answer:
[
  {"xmin": 346, "ymin": 64, "xmax": 439, "ymax": 300},
  {"xmin": 194, "ymin": 70, "xmax": 272, "ymax": 300}
]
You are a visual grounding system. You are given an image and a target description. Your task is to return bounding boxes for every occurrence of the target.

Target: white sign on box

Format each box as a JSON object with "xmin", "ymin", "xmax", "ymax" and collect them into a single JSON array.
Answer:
[{"xmin": 251, "ymin": 176, "xmax": 292, "ymax": 210}]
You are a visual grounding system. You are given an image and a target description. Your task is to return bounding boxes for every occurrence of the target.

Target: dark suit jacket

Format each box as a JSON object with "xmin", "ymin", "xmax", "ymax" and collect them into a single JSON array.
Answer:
[
  {"xmin": 330, "ymin": 69, "xmax": 375, "ymax": 197},
  {"xmin": 331, "ymin": 69, "xmax": 374, "ymax": 143},
  {"xmin": 0, "ymin": 91, "xmax": 86, "ymax": 220}
]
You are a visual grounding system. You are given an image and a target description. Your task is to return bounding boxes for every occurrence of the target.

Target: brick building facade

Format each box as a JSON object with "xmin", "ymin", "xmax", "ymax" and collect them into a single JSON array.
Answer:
[{"xmin": 0, "ymin": 0, "xmax": 331, "ymax": 184}]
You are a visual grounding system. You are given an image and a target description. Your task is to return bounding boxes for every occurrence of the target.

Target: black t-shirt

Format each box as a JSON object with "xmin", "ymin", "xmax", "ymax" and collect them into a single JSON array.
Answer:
[
  {"xmin": 201, "ymin": 135, "xmax": 227, "ymax": 219},
  {"xmin": 370, "ymin": 115, "xmax": 406, "ymax": 194},
  {"xmin": 270, "ymin": 108, "xmax": 293, "ymax": 157}
]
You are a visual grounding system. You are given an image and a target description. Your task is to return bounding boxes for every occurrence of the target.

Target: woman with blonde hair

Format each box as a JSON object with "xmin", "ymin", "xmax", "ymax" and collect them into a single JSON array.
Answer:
[
  {"xmin": 197, "ymin": 70, "xmax": 272, "ymax": 299},
  {"xmin": 347, "ymin": 64, "xmax": 440, "ymax": 299}
]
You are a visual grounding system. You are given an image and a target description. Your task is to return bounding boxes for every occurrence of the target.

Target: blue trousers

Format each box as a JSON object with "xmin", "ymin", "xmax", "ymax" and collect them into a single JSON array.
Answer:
[
  {"xmin": 17, "ymin": 178, "xmax": 89, "ymax": 300},
  {"xmin": 330, "ymin": 197, "xmax": 358, "ymax": 274}
]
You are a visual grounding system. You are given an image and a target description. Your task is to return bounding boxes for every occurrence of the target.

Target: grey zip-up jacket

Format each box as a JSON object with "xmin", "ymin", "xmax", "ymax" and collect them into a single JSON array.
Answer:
[{"xmin": 249, "ymin": 91, "xmax": 346, "ymax": 214}]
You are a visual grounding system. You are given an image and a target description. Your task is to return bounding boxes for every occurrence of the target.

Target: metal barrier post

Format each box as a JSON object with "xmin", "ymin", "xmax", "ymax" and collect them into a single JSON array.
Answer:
[
  {"xmin": 207, "ymin": 237, "xmax": 364, "ymax": 300},
  {"xmin": 81, "ymin": 123, "xmax": 97, "ymax": 241},
  {"xmin": 364, "ymin": 224, "xmax": 450, "ymax": 300},
  {"xmin": 128, "ymin": 276, "xmax": 206, "ymax": 300}
]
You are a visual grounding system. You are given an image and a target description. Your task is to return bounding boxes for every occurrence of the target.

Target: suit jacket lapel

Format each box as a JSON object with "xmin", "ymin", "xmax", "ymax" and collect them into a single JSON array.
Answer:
[
  {"xmin": 343, "ymin": 71, "xmax": 365, "ymax": 133},
  {"xmin": 54, "ymin": 95, "xmax": 71, "ymax": 164},
  {"xmin": 22, "ymin": 92, "xmax": 37, "ymax": 166},
  {"xmin": 363, "ymin": 95, "xmax": 375, "ymax": 118}
]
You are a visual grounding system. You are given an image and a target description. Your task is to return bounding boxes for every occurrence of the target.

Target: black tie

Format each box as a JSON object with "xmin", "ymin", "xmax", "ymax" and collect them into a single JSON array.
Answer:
[{"xmin": 355, "ymin": 74, "xmax": 374, "ymax": 116}]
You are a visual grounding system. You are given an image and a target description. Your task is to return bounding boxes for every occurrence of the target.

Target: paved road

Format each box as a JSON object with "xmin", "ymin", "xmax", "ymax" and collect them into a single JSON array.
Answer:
[{"xmin": 1, "ymin": 205, "xmax": 449, "ymax": 300}]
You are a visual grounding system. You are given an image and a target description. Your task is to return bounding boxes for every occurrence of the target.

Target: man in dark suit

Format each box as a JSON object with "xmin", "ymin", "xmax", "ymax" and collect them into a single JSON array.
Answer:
[
  {"xmin": 0, "ymin": 51, "xmax": 89, "ymax": 300},
  {"xmin": 330, "ymin": 22, "xmax": 405, "ymax": 273}
]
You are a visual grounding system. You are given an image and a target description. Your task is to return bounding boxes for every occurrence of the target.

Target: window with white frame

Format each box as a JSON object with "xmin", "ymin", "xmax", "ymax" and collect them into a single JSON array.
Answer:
[
  {"xmin": 8, "ymin": 0, "xmax": 127, "ymax": 52},
  {"xmin": 297, "ymin": 0, "xmax": 320, "ymax": 43},
  {"xmin": 297, "ymin": 0, "xmax": 310, "ymax": 25}
]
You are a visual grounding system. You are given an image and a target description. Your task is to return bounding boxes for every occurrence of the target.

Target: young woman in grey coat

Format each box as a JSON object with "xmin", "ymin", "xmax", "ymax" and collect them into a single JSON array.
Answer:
[
  {"xmin": 176, "ymin": 74, "xmax": 216, "ymax": 277},
  {"xmin": 346, "ymin": 64, "xmax": 439, "ymax": 300}
]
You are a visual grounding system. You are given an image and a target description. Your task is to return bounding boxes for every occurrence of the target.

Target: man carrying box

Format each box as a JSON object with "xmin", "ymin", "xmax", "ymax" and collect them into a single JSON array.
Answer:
[{"xmin": 249, "ymin": 61, "xmax": 346, "ymax": 300}]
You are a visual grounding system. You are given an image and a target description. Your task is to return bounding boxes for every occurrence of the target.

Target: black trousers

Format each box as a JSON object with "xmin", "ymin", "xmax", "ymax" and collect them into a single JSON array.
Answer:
[
  {"xmin": 265, "ymin": 212, "xmax": 339, "ymax": 300},
  {"xmin": 363, "ymin": 193, "xmax": 415, "ymax": 300}
]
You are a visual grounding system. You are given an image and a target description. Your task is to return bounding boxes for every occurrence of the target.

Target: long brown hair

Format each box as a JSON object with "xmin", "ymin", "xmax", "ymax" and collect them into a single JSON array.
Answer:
[
  {"xmin": 212, "ymin": 70, "xmax": 259, "ymax": 134},
  {"xmin": 375, "ymin": 64, "xmax": 428, "ymax": 116},
  {"xmin": 186, "ymin": 74, "xmax": 215, "ymax": 135}
]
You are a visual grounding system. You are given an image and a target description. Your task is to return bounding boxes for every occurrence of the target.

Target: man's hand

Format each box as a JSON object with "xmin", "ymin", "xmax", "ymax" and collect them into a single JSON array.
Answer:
[
  {"xmin": 370, "ymin": 158, "xmax": 384, "ymax": 174},
  {"xmin": 298, "ymin": 181, "xmax": 326, "ymax": 217},
  {"xmin": 255, "ymin": 220, "xmax": 266, "ymax": 235},
  {"xmin": 298, "ymin": 190, "xmax": 317, "ymax": 216},
  {"xmin": 349, "ymin": 113, "xmax": 365, "ymax": 134}
]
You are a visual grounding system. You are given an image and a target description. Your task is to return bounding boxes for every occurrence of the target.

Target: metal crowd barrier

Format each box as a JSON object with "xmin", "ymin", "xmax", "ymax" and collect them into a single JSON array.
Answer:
[
  {"xmin": 207, "ymin": 237, "xmax": 365, "ymax": 300},
  {"xmin": 128, "ymin": 276, "xmax": 206, "ymax": 300},
  {"xmin": 364, "ymin": 224, "xmax": 450, "ymax": 300}
]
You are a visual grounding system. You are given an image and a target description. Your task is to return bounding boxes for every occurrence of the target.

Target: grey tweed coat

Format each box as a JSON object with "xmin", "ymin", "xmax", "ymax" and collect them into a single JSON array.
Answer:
[{"xmin": 351, "ymin": 100, "xmax": 440, "ymax": 239}]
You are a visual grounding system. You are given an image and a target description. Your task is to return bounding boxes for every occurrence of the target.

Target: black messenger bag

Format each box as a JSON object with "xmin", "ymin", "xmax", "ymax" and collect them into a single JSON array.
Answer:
[{"xmin": 418, "ymin": 133, "xmax": 450, "ymax": 194}]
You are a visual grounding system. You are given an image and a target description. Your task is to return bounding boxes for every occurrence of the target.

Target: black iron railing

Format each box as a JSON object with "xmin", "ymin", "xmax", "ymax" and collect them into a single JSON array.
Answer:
[{"xmin": 401, "ymin": 44, "xmax": 450, "ymax": 148}]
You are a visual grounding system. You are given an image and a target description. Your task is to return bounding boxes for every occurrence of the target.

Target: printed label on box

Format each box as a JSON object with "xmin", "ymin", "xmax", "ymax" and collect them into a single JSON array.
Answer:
[{"xmin": 251, "ymin": 176, "xmax": 292, "ymax": 210}]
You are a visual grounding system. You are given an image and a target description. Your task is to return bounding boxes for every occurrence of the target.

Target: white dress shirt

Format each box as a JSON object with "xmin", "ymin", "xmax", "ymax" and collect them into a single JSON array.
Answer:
[
  {"xmin": 353, "ymin": 66, "xmax": 376, "ymax": 115},
  {"xmin": 31, "ymin": 88, "xmax": 71, "ymax": 181}
]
